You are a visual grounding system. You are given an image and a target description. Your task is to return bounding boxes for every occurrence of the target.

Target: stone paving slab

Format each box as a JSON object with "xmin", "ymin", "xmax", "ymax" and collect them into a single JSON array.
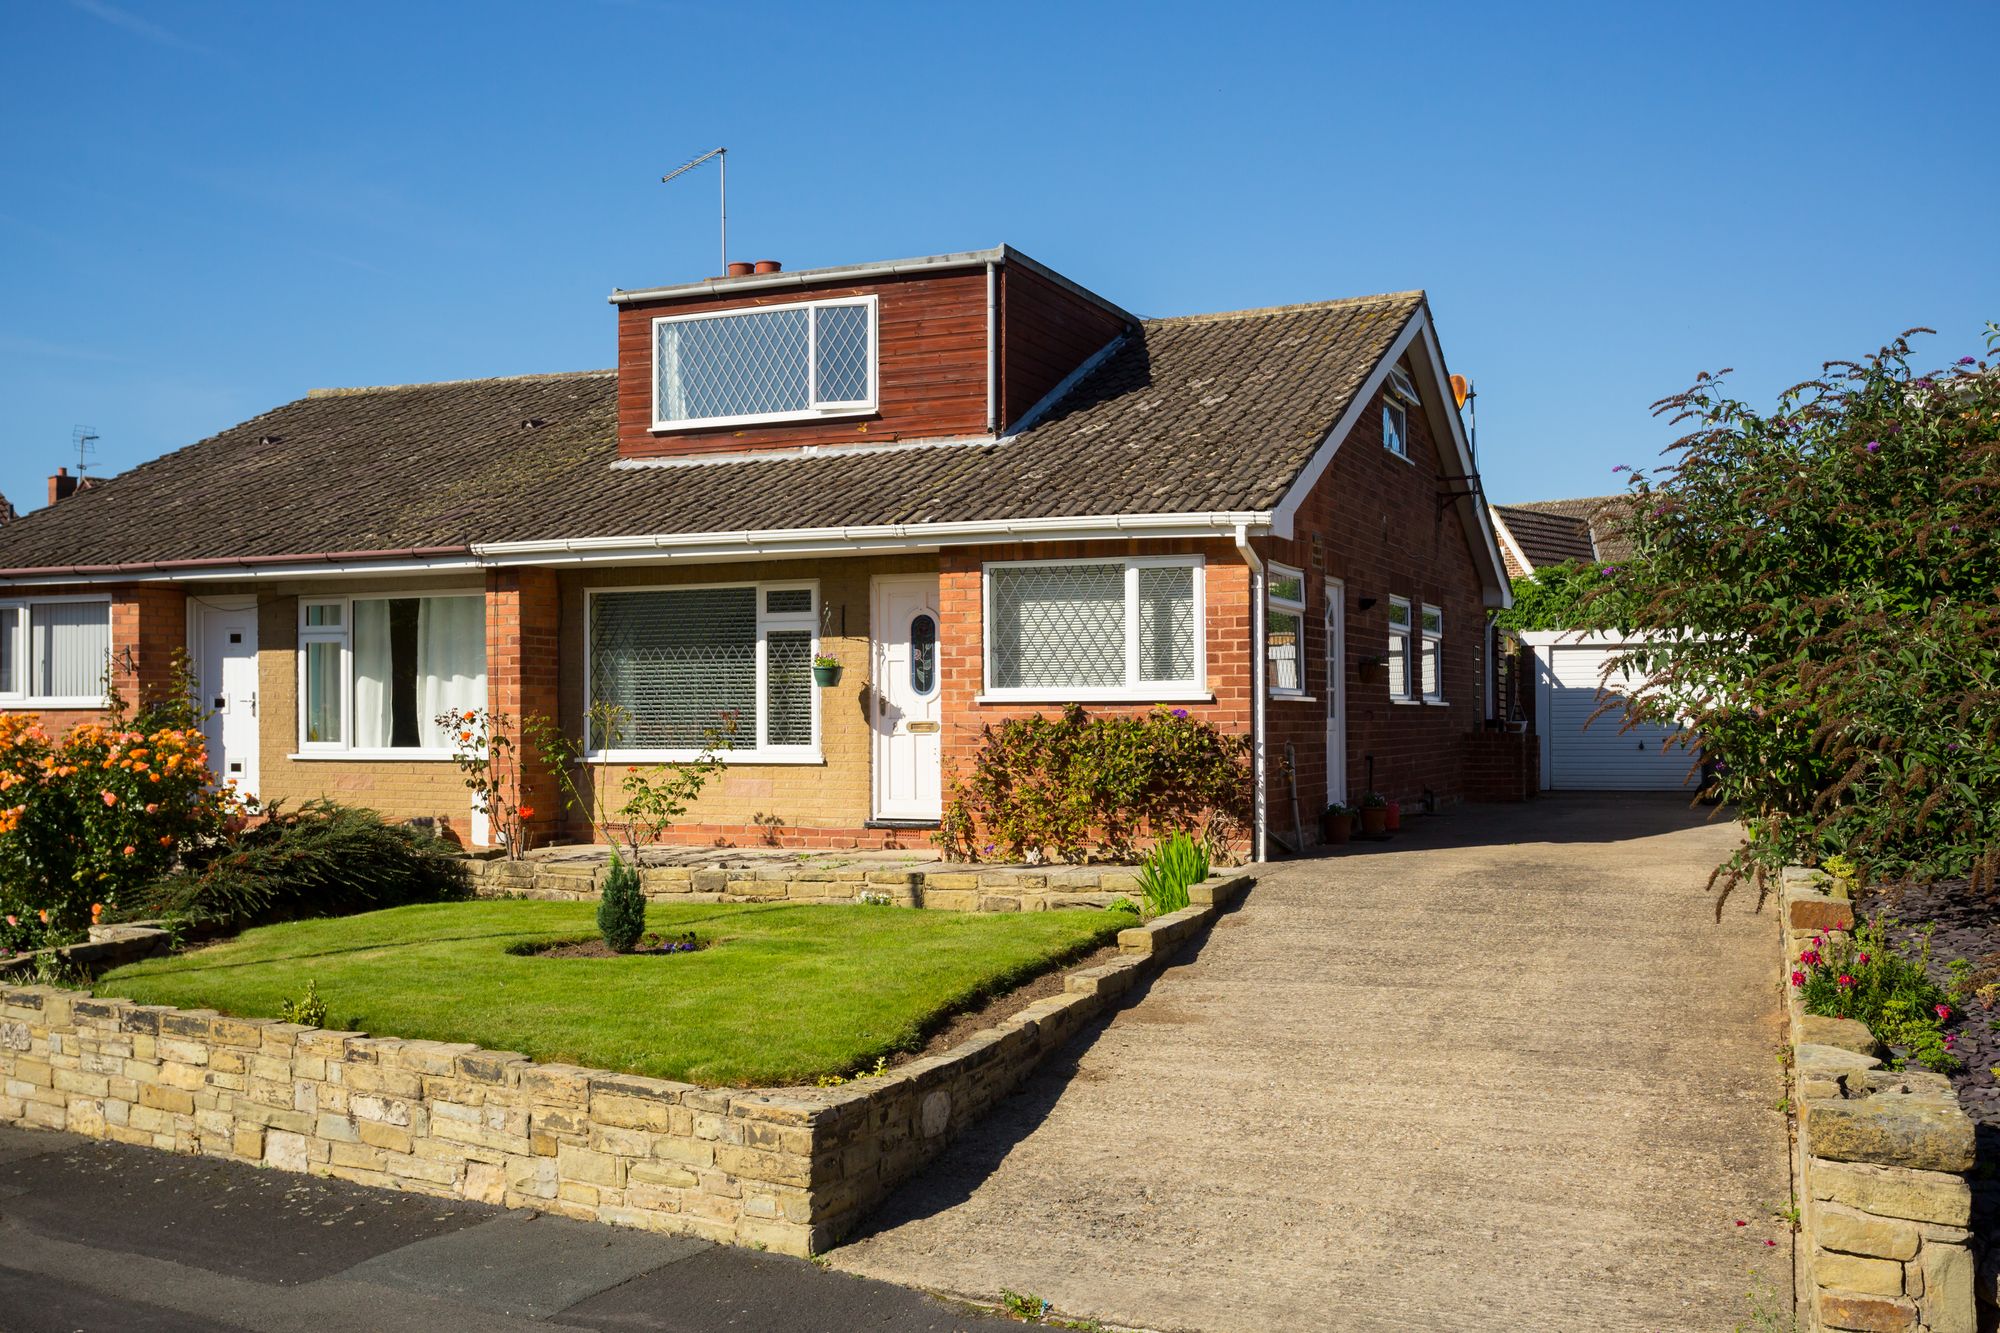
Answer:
[{"xmin": 831, "ymin": 795, "xmax": 1794, "ymax": 1332}]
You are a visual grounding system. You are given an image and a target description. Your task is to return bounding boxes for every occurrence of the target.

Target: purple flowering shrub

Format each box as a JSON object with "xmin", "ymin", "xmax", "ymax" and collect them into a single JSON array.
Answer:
[
  {"xmin": 936, "ymin": 703, "xmax": 1250, "ymax": 863},
  {"xmin": 1594, "ymin": 323, "xmax": 2000, "ymax": 894},
  {"xmin": 1793, "ymin": 916, "xmax": 1964, "ymax": 1073}
]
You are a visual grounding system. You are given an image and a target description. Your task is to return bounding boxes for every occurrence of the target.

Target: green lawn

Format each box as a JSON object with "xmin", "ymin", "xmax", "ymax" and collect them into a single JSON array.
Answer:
[{"xmin": 96, "ymin": 899, "xmax": 1132, "ymax": 1087}]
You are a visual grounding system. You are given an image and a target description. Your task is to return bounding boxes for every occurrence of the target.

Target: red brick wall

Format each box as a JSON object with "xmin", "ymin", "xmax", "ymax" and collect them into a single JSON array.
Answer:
[
  {"xmin": 1257, "ymin": 382, "xmax": 1495, "ymax": 828},
  {"xmin": 1462, "ymin": 729, "xmax": 1538, "ymax": 801},
  {"xmin": 938, "ymin": 538, "xmax": 1255, "ymax": 850},
  {"xmin": 0, "ymin": 583, "xmax": 187, "ymax": 733},
  {"xmin": 487, "ymin": 568, "xmax": 562, "ymax": 846}
]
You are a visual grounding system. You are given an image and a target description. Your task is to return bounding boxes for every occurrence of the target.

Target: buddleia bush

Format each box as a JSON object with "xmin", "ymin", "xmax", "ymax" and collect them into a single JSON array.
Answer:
[{"xmin": 1597, "ymin": 324, "xmax": 2000, "ymax": 898}]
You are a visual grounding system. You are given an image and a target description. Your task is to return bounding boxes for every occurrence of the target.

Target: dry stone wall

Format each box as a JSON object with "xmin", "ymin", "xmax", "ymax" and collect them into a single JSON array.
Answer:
[
  {"xmin": 0, "ymin": 874, "xmax": 1250, "ymax": 1256},
  {"xmin": 1782, "ymin": 867, "xmax": 1977, "ymax": 1333}
]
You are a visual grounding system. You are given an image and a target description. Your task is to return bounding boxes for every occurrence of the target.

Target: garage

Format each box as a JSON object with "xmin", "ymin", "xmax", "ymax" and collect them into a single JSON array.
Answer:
[{"xmin": 1522, "ymin": 631, "xmax": 1700, "ymax": 791}]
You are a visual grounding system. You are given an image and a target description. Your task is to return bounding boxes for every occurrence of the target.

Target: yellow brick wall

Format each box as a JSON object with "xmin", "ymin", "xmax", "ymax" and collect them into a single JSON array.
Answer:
[
  {"xmin": 251, "ymin": 579, "xmax": 487, "ymax": 839},
  {"xmin": 556, "ymin": 555, "xmax": 936, "ymax": 840}
]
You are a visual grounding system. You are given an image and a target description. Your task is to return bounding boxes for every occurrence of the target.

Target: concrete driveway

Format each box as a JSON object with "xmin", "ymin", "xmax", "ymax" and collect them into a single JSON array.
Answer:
[{"xmin": 834, "ymin": 795, "xmax": 1793, "ymax": 1332}]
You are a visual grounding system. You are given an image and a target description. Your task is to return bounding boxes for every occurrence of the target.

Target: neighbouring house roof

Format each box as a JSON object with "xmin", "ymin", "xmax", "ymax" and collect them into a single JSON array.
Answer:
[
  {"xmin": 1491, "ymin": 494, "xmax": 1637, "ymax": 576},
  {"xmin": 0, "ymin": 290, "xmax": 1437, "ymax": 575}
]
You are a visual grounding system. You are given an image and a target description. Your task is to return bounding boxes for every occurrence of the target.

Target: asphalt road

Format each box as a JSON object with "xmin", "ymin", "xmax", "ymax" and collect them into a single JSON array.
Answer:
[{"xmin": 0, "ymin": 1124, "xmax": 1021, "ymax": 1333}]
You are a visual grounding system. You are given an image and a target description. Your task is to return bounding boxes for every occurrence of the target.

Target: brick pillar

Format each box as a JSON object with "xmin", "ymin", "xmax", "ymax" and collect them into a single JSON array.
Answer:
[
  {"xmin": 109, "ymin": 584, "xmax": 188, "ymax": 713},
  {"xmin": 486, "ymin": 568, "xmax": 561, "ymax": 849}
]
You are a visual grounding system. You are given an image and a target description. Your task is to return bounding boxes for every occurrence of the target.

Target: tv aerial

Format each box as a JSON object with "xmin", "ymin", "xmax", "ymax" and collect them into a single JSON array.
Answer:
[{"xmin": 661, "ymin": 147, "xmax": 729, "ymax": 275}]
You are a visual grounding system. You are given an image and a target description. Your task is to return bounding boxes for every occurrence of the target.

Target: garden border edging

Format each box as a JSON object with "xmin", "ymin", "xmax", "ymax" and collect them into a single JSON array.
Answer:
[
  {"xmin": 1780, "ymin": 865, "xmax": 1977, "ymax": 1333},
  {"xmin": 0, "ymin": 873, "xmax": 1251, "ymax": 1257}
]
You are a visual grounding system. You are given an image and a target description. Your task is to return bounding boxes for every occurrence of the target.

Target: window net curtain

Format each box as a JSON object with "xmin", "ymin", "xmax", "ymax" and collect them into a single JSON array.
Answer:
[
  {"xmin": 352, "ymin": 600, "xmax": 394, "ymax": 749},
  {"xmin": 32, "ymin": 602, "xmax": 110, "ymax": 698},
  {"xmin": 988, "ymin": 564, "xmax": 1125, "ymax": 689},
  {"xmin": 417, "ymin": 597, "xmax": 486, "ymax": 749},
  {"xmin": 656, "ymin": 308, "xmax": 809, "ymax": 422}
]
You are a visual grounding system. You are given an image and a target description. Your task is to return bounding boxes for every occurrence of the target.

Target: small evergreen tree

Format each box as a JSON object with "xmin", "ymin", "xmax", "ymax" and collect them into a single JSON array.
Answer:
[{"xmin": 597, "ymin": 854, "xmax": 646, "ymax": 953}]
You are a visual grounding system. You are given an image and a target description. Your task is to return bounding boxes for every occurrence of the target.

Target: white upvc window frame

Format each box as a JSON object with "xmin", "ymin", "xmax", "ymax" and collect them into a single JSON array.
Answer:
[
  {"xmin": 0, "ymin": 594, "xmax": 113, "ymax": 708},
  {"xmin": 649, "ymin": 295, "xmax": 879, "ymax": 432},
  {"xmin": 292, "ymin": 590, "xmax": 488, "ymax": 762},
  {"xmin": 1382, "ymin": 399, "xmax": 1410, "ymax": 460},
  {"xmin": 978, "ymin": 554, "xmax": 1208, "ymax": 704},
  {"xmin": 583, "ymin": 579, "xmax": 822, "ymax": 765},
  {"xmin": 1387, "ymin": 595, "xmax": 1419, "ymax": 704},
  {"xmin": 1420, "ymin": 602, "xmax": 1446, "ymax": 704},
  {"xmin": 1266, "ymin": 563, "xmax": 1308, "ymax": 699}
]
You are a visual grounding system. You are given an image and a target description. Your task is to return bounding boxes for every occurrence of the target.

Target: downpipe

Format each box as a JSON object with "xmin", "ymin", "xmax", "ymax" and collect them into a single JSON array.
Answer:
[{"xmin": 1234, "ymin": 524, "xmax": 1267, "ymax": 863}]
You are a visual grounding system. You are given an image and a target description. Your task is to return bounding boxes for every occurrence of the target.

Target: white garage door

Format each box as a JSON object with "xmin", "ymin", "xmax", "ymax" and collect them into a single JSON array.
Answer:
[{"xmin": 1542, "ymin": 642, "xmax": 1699, "ymax": 791}]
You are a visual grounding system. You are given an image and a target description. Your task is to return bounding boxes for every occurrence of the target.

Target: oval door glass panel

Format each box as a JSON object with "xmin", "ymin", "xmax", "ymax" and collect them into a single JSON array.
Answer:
[{"xmin": 910, "ymin": 613, "xmax": 937, "ymax": 695}]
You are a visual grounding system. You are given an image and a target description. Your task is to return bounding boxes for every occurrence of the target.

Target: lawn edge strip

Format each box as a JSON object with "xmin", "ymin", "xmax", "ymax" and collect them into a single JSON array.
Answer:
[{"xmin": 0, "ymin": 873, "xmax": 1250, "ymax": 1259}]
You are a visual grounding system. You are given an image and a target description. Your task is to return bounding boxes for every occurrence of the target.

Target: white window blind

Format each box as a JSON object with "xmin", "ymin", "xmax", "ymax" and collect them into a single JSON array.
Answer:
[
  {"xmin": 1, "ymin": 601, "xmax": 112, "ymax": 701},
  {"xmin": 588, "ymin": 584, "xmax": 817, "ymax": 754},
  {"xmin": 654, "ymin": 298, "xmax": 875, "ymax": 428},
  {"xmin": 985, "ymin": 559, "xmax": 1202, "ymax": 696}
]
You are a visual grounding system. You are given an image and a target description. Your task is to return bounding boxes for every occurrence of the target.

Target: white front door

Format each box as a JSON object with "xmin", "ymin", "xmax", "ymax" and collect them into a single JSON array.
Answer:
[
  {"xmin": 197, "ymin": 600, "xmax": 260, "ymax": 800},
  {"xmin": 871, "ymin": 575, "xmax": 942, "ymax": 822},
  {"xmin": 1324, "ymin": 577, "xmax": 1347, "ymax": 808}
]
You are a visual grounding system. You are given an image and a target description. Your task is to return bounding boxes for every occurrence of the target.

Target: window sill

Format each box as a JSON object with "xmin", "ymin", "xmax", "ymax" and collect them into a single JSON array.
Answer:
[
  {"xmin": 1389, "ymin": 696, "xmax": 1426, "ymax": 706},
  {"xmin": 1384, "ymin": 446, "xmax": 1417, "ymax": 466},
  {"xmin": 1269, "ymin": 693, "xmax": 1318, "ymax": 704},
  {"xmin": 0, "ymin": 697, "xmax": 108, "ymax": 710},
  {"xmin": 974, "ymin": 689, "xmax": 1212, "ymax": 706},
  {"xmin": 649, "ymin": 405, "xmax": 876, "ymax": 434},
  {"xmin": 586, "ymin": 749, "xmax": 825, "ymax": 766},
  {"xmin": 288, "ymin": 750, "xmax": 461, "ymax": 762}
]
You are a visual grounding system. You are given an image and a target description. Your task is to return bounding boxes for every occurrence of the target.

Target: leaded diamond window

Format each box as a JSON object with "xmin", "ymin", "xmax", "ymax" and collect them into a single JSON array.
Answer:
[
  {"xmin": 985, "ymin": 558, "xmax": 1202, "ymax": 696},
  {"xmin": 588, "ymin": 583, "xmax": 817, "ymax": 755},
  {"xmin": 652, "ymin": 297, "xmax": 876, "ymax": 428}
]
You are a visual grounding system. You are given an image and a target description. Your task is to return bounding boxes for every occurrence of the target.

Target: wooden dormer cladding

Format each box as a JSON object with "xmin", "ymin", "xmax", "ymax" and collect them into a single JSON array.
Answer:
[
  {"xmin": 996, "ymin": 263, "xmax": 1128, "ymax": 430},
  {"xmin": 613, "ymin": 252, "xmax": 1132, "ymax": 462}
]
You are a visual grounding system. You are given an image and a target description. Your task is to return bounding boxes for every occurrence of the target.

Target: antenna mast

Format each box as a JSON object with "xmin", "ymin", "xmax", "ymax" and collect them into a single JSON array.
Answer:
[
  {"xmin": 660, "ymin": 147, "xmax": 728, "ymax": 274},
  {"xmin": 71, "ymin": 425, "xmax": 98, "ymax": 478}
]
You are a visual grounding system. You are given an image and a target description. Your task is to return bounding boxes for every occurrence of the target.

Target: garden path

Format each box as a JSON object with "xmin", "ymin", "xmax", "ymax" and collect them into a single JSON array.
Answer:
[{"xmin": 832, "ymin": 795, "xmax": 1793, "ymax": 1332}]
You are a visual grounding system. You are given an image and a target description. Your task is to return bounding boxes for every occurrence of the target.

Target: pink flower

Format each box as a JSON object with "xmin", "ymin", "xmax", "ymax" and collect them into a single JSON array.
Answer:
[
  {"xmin": 1857, "ymin": 953, "xmax": 1870, "ymax": 965},
  {"xmin": 1837, "ymin": 974, "xmax": 1856, "ymax": 987},
  {"xmin": 100, "ymin": 790, "xmax": 118, "ymax": 807},
  {"xmin": 1936, "ymin": 1004, "xmax": 1952, "ymax": 1021},
  {"xmin": 1800, "ymin": 949, "xmax": 1821, "ymax": 966},
  {"xmin": 1790, "ymin": 971, "xmax": 1807, "ymax": 987},
  {"xmin": 3, "ymin": 915, "xmax": 14, "ymax": 928},
  {"xmin": 144, "ymin": 803, "xmax": 158, "ymax": 815}
]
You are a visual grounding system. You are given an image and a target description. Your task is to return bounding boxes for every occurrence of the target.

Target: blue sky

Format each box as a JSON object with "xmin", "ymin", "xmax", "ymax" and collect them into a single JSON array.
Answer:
[{"xmin": 1, "ymin": 1, "xmax": 1994, "ymax": 516}]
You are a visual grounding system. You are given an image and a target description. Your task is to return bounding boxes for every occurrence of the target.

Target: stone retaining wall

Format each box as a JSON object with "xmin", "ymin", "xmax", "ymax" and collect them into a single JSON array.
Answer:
[
  {"xmin": 0, "ymin": 874, "xmax": 1251, "ymax": 1256},
  {"xmin": 467, "ymin": 858, "xmax": 1150, "ymax": 914},
  {"xmin": 0, "ymin": 923, "xmax": 172, "ymax": 982},
  {"xmin": 1781, "ymin": 867, "xmax": 1976, "ymax": 1333}
]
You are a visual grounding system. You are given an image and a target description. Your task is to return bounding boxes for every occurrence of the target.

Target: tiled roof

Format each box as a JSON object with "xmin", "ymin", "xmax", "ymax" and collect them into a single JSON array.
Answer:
[
  {"xmin": 1493, "ymin": 494, "xmax": 1638, "ymax": 572},
  {"xmin": 0, "ymin": 291, "xmax": 1425, "ymax": 573}
]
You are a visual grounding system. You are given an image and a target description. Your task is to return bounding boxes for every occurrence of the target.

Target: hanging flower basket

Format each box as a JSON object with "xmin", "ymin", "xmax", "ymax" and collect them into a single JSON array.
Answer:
[{"xmin": 812, "ymin": 657, "xmax": 842, "ymax": 687}]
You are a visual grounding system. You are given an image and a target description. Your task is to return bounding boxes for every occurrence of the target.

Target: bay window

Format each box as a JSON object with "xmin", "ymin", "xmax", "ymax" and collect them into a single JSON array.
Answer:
[
  {"xmin": 652, "ymin": 297, "xmax": 876, "ymax": 430},
  {"xmin": 1267, "ymin": 565, "xmax": 1306, "ymax": 697},
  {"xmin": 0, "ymin": 598, "xmax": 111, "ymax": 705},
  {"xmin": 297, "ymin": 594, "xmax": 487, "ymax": 754},
  {"xmin": 587, "ymin": 583, "xmax": 817, "ymax": 758},
  {"xmin": 983, "ymin": 557, "xmax": 1204, "ymax": 700}
]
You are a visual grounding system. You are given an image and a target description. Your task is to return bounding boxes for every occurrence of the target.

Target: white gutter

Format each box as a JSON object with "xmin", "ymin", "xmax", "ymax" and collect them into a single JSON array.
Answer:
[
  {"xmin": 1233, "ymin": 523, "xmax": 1268, "ymax": 864},
  {"xmin": 472, "ymin": 511, "xmax": 1272, "ymax": 565}
]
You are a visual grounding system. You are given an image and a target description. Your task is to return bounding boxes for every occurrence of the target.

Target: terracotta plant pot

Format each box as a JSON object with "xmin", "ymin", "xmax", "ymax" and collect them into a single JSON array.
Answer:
[
  {"xmin": 1321, "ymin": 810, "xmax": 1352, "ymax": 845},
  {"xmin": 1384, "ymin": 801, "xmax": 1401, "ymax": 832},
  {"xmin": 1360, "ymin": 807, "xmax": 1388, "ymax": 836}
]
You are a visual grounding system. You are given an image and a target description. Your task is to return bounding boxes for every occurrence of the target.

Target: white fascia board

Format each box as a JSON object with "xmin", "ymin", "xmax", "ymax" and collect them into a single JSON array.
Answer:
[
  {"xmin": 1266, "ymin": 305, "xmax": 1513, "ymax": 611},
  {"xmin": 0, "ymin": 554, "xmax": 486, "ymax": 587},
  {"xmin": 1489, "ymin": 510, "xmax": 1535, "ymax": 580},
  {"xmin": 472, "ymin": 511, "xmax": 1273, "ymax": 567},
  {"xmin": 1268, "ymin": 312, "xmax": 1426, "ymax": 540}
]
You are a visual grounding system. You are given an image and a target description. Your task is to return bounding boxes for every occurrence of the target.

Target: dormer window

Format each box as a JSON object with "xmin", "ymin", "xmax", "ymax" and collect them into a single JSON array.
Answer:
[{"xmin": 652, "ymin": 296, "xmax": 877, "ymax": 430}]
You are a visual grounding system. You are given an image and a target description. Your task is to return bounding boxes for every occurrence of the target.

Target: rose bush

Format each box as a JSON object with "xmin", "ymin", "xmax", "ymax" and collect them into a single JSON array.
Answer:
[{"xmin": 0, "ymin": 688, "xmax": 245, "ymax": 942}]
